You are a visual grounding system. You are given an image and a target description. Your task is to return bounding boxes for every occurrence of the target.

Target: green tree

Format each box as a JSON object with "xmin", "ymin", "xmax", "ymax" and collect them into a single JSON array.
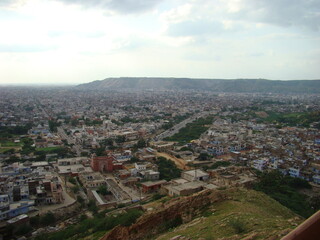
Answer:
[{"xmin": 40, "ymin": 212, "xmax": 56, "ymax": 226}]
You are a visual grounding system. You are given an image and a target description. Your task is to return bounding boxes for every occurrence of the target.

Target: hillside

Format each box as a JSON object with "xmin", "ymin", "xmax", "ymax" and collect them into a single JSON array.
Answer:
[
  {"xmin": 76, "ymin": 78, "xmax": 320, "ymax": 93},
  {"xmin": 101, "ymin": 188, "xmax": 303, "ymax": 240}
]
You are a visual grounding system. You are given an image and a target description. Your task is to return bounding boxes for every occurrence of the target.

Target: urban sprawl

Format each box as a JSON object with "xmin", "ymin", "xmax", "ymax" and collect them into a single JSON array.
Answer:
[{"xmin": 0, "ymin": 87, "xmax": 319, "ymax": 237}]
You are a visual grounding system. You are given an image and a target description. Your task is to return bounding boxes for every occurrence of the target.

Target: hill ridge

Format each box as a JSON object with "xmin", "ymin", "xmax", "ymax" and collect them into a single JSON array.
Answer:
[{"xmin": 77, "ymin": 77, "xmax": 320, "ymax": 93}]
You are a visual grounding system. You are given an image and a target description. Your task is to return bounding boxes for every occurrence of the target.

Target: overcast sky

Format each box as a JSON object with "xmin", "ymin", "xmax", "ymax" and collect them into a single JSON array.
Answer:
[{"xmin": 0, "ymin": 0, "xmax": 319, "ymax": 85}]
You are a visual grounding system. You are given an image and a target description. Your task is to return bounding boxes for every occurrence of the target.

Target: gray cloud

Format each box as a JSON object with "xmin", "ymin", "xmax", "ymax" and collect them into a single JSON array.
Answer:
[
  {"xmin": 54, "ymin": 0, "xmax": 163, "ymax": 14},
  {"xmin": 233, "ymin": 0, "xmax": 320, "ymax": 31}
]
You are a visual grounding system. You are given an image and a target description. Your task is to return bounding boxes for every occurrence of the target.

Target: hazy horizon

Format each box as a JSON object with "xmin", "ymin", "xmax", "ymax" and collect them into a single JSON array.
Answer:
[
  {"xmin": 1, "ymin": 77, "xmax": 320, "ymax": 87},
  {"xmin": 0, "ymin": 0, "xmax": 319, "ymax": 85}
]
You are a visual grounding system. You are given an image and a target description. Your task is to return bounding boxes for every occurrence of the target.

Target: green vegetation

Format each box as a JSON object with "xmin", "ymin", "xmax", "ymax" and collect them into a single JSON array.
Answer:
[
  {"xmin": 162, "ymin": 114, "xmax": 192, "ymax": 130},
  {"xmin": 203, "ymin": 161, "xmax": 231, "ymax": 170},
  {"xmin": 259, "ymin": 111, "xmax": 320, "ymax": 128},
  {"xmin": 84, "ymin": 119, "xmax": 103, "ymax": 126},
  {"xmin": 135, "ymin": 139, "xmax": 147, "ymax": 148},
  {"xmin": 229, "ymin": 219, "xmax": 246, "ymax": 234},
  {"xmin": 30, "ymin": 212, "xmax": 56, "ymax": 229},
  {"xmin": 254, "ymin": 170, "xmax": 314, "ymax": 218},
  {"xmin": 156, "ymin": 189, "xmax": 302, "ymax": 240},
  {"xmin": 179, "ymin": 146, "xmax": 194, "ymax": 152},
  {"xmin": 0, "ymin": 141, "xmax": 22, "ymax": 147},
  {"xmin": 36, "ymin": 146, "xmax": 65, "ymax": 152},
  {"xmin": 15, "ymin": 224, "xmax": 33, "ymax": 236},
  {"xmin": 157, "ymin": 157, "xmax": 181, "ymax": 181},
  {"xmin": 35, "ymin": 208, "xmax": 143, "ymax": 240},
  {"xmin": 0, "ymin": 124, "xmax": 32, "ymax": 138},
  {"xmin": 165, "ymin": 116, "xmax": 213, "ymax": 143},
  {"xmin": 97, "ymin": 185, "xmax": 110, "ymax": 196},
  {"xmin": 68, "ymin": 177, "xmax": 76, "ymax": 185},
  {"xmin": 198, "ymin": 152, "xmax": 210, "ymax": 161},
  {"xmin": 35, "ymin": 146, "xmax": 70, "ymax": 158},
  {"xmin": 152, "ymin": 193, "xmax": 165, "ymax": 201},
  {"xmin": 48, "ymin": 120, "xmax": 61, "ymax": 132}
]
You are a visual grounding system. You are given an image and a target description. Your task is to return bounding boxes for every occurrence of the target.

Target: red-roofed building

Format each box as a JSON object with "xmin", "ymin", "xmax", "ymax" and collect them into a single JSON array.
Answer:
[{"xmin": 91, "ymin": 155, "xmax": 116, "ymax": 172}]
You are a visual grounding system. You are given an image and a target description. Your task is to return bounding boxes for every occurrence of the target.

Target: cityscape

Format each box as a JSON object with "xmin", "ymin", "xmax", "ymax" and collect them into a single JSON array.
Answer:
[
  {"xmin": 0, "ymin": 85, "xmax": 319, "ymax": 239},
  {"xmin": 1, "ymin": 0, "xmax": 319, "ymax": 239}
]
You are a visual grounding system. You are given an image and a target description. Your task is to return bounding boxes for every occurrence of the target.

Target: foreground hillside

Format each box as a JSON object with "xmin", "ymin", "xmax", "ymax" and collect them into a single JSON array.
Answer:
[
  {"xmin": 76, "ymin": 77, "xmax": 320, "ymax": 93},
  {"xmin": 101, "ymin": 188, "xmax": 303, "ymax": 240}
]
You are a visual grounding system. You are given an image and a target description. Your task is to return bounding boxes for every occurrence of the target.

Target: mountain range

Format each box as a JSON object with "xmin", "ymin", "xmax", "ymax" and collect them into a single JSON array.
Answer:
[{"xmin": 77, "ymin": 77, "xmax": 320, "ymax": 93}]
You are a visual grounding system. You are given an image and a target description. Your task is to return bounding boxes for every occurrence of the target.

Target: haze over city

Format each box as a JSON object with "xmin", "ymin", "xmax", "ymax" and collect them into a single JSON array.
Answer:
[{"xmin": 0, "ymin": 0, "xmax": 319, "ymax": 85}]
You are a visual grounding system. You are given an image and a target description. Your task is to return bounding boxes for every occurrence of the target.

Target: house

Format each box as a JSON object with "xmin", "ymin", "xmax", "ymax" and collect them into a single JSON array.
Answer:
[
  {"xmin": 181, "ymin": 169, "xmax": 209, "ymax": 182},
  {"xmin": 164, "ymin": 181, "xmax": 204, "ymax": 196},
  {"xmin": 79, "ymin": 172, "xmax": 106, "ymax": 189},
  {"xmin": 138, "ymin": 170, "xmax": 160, "ymax": 180},
  {"xmin": 141, "ymin": 180, "xmax": 167, "ymax": 193},
  {"xmin": 289, "ymin": 167, "xmax": 300, "ymax": 178}
]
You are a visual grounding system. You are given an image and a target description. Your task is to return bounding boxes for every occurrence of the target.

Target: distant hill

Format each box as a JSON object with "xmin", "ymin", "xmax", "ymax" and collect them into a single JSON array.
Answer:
[{"xmin": 77, "ymin": 77, "xmax": 320, "ymax": 93}]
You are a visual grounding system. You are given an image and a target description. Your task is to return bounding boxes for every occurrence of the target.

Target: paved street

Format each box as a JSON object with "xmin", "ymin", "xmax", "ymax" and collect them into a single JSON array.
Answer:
[{"xmin": 156, "ymin": 111, "xmax": 213, "ymax": 140}]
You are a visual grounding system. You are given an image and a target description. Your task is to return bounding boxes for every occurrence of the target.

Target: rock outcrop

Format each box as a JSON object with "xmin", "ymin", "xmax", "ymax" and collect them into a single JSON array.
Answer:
[{"xmin": 101, "ymin": 189, "xmax": 227, "ymax": 240}]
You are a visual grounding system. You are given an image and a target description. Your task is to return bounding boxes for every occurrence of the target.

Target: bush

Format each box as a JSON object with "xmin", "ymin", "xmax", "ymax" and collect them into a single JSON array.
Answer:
[
  {"xmin": 40, "ymin": 212, "xmax": 56, "ymax": 226},
  {"xmin": 229, "ymin": 219, "xmax": 246, "ymax": 234},
  {"xmin": 68, "ymin": 177, "xmax": 76, "ymax": 185},
  {"xmin": 15, "ymin": 224, "xmax": 33, "ymax": 236},
  {"xmin": 88, "ymin": 200, "xmax": 98, "ymax": 214},
  {"xmin": 97, "ymin": 185, "xmax": 110, "ymax": 195},
  {"xmin": 30, "ymin": 216, "xmax": 40, "ymax": 227},
  {"xmin": 152, "ymin": 193, "xmax": 165, "ymax": 201},
  {"xmin": 254, "ymin": 170, "xmax": 314, "ymax": 217},
  {"xmin": 71, "ymin": 186, "xmax": 79, "ymax": 193}
]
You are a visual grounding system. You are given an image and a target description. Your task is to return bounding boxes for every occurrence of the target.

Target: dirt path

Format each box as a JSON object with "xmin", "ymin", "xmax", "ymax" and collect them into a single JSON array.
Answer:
[{"xmin": 155, "ymin": 152, "xmax": 192, "ymax": 170}]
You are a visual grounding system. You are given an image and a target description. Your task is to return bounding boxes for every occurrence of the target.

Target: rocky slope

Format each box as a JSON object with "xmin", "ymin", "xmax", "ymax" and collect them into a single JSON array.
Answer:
[{"xmin": 100, "ymin": 188, "xmax": 303, "ymax": 240}]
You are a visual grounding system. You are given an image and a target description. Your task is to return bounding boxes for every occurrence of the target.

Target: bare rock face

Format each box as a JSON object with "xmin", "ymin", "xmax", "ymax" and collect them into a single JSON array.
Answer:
[{"xmin": 101, "ymin": 190, "xmax": 227, "ymax": 240}]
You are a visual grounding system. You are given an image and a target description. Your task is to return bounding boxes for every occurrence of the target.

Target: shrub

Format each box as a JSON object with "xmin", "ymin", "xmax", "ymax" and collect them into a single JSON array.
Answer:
[
  {"xmin": 229, "ymin": 219, "xmax": 246, "ymax": 234},
  {"xmin": 40, "ymin": 212, "xmax": 56, "ymax": 226}
]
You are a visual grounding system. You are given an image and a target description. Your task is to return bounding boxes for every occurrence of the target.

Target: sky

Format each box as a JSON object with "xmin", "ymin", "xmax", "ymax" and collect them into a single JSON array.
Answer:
[{"xmin": 0, "ymin": 0, "xmax": 319, "ymax": 85}]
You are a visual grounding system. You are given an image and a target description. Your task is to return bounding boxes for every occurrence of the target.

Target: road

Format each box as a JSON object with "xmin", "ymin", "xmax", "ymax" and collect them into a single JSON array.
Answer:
[
  {"xmin": 57, "ymin": 126, "xmax": 82, "ymax": 156},
  {"xmin": 155, "ymin": 111, "xmax": 213, "ymax": 141}
]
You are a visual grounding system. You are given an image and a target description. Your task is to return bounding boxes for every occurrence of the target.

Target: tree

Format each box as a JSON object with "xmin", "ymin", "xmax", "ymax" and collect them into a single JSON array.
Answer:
[
  {"xmin": 115, "ymin": 135, "xmax": 126, "ymax": 143},
  {"xmin": 158, "ymin": 157, "xmax": 181, "ymax": 181},
  {"xmin": 198, "ymin": 153, "xmax": 209, "ymax": 161},
  {"xmin": 71, "ymin": 186, "xmax": 79, "ymax": 193},
  {"xmin": 40, "ymin": 212, "xmax": 56, "ymax": 226},
  {"xmin": 136, "ymin": 139, "xmax": 146, "ymax": 148},
  {"xmin": 97, "ymin": 185, "xmax": 110, "ymax": 195}
]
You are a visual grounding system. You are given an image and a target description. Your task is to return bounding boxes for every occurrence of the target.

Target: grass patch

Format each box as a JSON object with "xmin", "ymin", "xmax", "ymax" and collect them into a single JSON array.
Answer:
[
  {"xmin": 0, "ymin": 141, "xmax": 22, "ymax": 147},
  {"xmin": 36, "ymin": 147, "xmax": 64, "ymax": 152},
  {"xmin": 156, "ymin": 189, "xmax": 302, "ymax": 240}
]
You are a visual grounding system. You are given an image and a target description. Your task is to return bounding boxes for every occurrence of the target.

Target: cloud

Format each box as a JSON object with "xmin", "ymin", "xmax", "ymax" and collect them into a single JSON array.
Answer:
[
  {"xmin": 54, "ymin": 0, "xmax": 164, "ymax": 14},
  {"xmin": 0, "ymin": 0, "xmax": 16, "ymax": 6},
  {"xmin": 163, "ymin": 0, "xmax": 320, "ymax": 40},
  {"xmin": 0, "ymin": 43, "xmax": 55, "ymax": 52},
  {"xmin": 229, "ymin": 0, "xmax": 320, "ymax": 31},
  {"xmin": 166, "ymin": 20, "xmax": 225, "ymax": 37}
]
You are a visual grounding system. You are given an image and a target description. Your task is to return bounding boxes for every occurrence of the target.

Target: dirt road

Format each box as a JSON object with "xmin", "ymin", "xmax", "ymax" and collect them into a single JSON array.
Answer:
[{"xmin": 155, "ymin": 152, "xmax": 192, "ymax": 170}]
